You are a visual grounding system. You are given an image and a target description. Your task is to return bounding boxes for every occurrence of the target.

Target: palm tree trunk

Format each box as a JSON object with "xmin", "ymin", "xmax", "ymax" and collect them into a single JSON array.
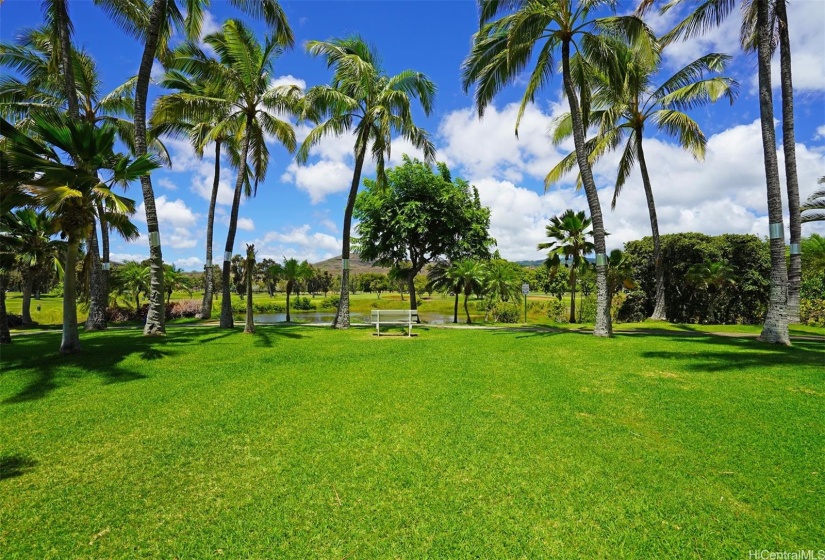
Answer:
[
  {"xmin": 96, "ymin": 201, "xmax": 111, "ymax": 319},
  {"xmin": 464, "ymin": 289, "xmax": 471, "ymax": 324},
  {"xmin": 244, "ymin": 254, "xmax": 254, "ymax": 334},
  {"xmin": 201, "ymin": 140, "xmax": 221, "ymax": 320},
  {"xmin": 53, "ymin": 0, "xmax": 79, "ymax": 119},
  {"xmin": 286, "ymin": 285, "xmax": 291, "ymax": 322},
  {"xmin": 561, "ymin": 38, "xmax": 611, "ymax": 337},
  {"xmin": 135, "ymin": 0, "xmax": 167, "ymax": 336},
  {"xmin": 85, "ymin": 222, "xmax": 107, "ymax": 331},
  {"xmin": 755, "ymin": 0, "xmax": 791, "ymax": 345},
  {"xmin": 61, "ymin": 238, "xmax": 81, "ymax": 354},
  {"xmin": 0, "ymin": 273, "xmax": 12, "ymax": 344},
  {"xmin": 569, "ymin": 267, "xmax": 577, "ymax": 323},
  {"xmin": 333, "ymin": 141, "xmax": 367, "ymax": 330},
  {"xmin": 776, "ymin": 0, "xmax": 801, "ymax": 324},
  {"xmin": 220, "ymin": 120, "xmax": 252, "ymax": 328},
  {"xmin": 453, "ymin": 292, "xmax": 459, "ymax": 324},
  {"xmin": 21, "ymin": 270, "xmax": 34, "ymax": 325},
  {"xmin": 634, "ymin": 132, "xmax": 667, "ymax": 321}
]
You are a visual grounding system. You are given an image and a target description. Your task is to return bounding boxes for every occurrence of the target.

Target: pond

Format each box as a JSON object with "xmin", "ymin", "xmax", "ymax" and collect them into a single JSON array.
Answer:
[{"xmin": 254, "ymin": 311, "xmax": 453, "ymax": 325}]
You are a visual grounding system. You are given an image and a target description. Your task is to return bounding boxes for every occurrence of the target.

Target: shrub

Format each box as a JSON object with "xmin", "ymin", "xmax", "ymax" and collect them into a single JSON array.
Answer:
[
  {"xmin": 546, "ymin": 300, "xmax": 567, "ymax": 323},
  {"xmin": 291, "ymin": 297, "xmax": 316, "ymax": 311},
  {"xmin": 167, "ymin": 300, "xmax": 201, "ymax": 319},
  {"xmin": 320, "ymin": 295, "xmax": 340, "ymax": 309},
  {"xmin": 800, "ymin": 299, "xmax": 825, "ymax": 327},
  {"xmin": 491, "ymin": 302, "xmax": 521, "ymax": 323},
  {"xmin": 616, "ymin": 290, "xmax": 647, "ymax": 323},
  {"xmin": 253, "ymin": 302, "xmax": 285, "ymax": 313}
]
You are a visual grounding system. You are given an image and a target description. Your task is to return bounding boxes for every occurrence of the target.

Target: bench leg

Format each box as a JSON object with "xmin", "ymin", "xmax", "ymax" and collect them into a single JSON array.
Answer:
[
  {"xmin": 376, "ymin": 321, "xmax": 380, "ymax": 337},
  {"xmin": 408, "ymin": 322, "xmax": 412, "ymax": 337}
]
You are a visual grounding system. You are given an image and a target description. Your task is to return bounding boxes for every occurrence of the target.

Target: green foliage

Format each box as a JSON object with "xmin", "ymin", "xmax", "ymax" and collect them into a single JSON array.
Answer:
[
  {"xmin": 291, "ymin": 297, "xmax": 316, "ymax": 311},
  {"xmin": 800, "ymin": 299, "xmax": 825, "ymax": 327},
  {"xmin": 616, "ymin": 290, "xmax": 648, "ymax": 323},
  {"xmin": 624, "ymin": 233, "xmax": 770, "ymax": 324},
  {"xmin": 320, "ymin": 295, "xmax": 340, "ymax": 310}
]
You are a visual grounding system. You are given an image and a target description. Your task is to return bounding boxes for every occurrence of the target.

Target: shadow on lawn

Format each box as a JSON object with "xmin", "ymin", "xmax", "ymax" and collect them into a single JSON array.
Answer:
[{"xmin": 0, "ymin": 454, "xmax": 37, "ymax": 480}]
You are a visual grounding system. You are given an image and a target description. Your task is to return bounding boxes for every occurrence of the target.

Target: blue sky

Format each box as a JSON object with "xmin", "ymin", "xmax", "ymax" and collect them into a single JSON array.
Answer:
[{"xmin": 1, "ymin": 0, "xmax": 824, "ymax": 270}]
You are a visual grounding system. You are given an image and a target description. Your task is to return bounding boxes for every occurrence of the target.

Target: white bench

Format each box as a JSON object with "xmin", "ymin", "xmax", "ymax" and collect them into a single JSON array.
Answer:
[{"xmin": 370, "ymin": 309, "xmax": 418, "ymax": 337}]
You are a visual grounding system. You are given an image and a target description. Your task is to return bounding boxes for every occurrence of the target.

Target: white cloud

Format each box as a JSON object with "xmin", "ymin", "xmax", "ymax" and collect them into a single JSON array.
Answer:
[
  {"xmin": 110, "ymin": 252, "xmax": 147, "ymax": 264},
  {"xmin": 237, "ymin": 217, "xmax": 255, "ymax": 231},
  {"xmin": 270, "ymin": 74, "xmax": 307, "ymax": 91},
  {"xmin": 175, "ymin": 256, "xmax": 204, "ymax": 270},
  {"xmin": 158, "ymin": 178, "xmax": 178, "ymax": 191},
  {"xmin": 161, "ymin": 136, "xmax": 235, "ymax": 205},
  {"xmin": 815, "ymin": 125, "xmax": 825, "ymax": 140},
  {"xmin": 249, "ymin": 225, "xmax": 342, "ymax": 263},
  {"xmin": 135, "ymin": 196, "xmax": 200, "ymax": 250},
  {"xmin": 282, "ymin": 160, "xmax": 353, "ymax": 204}
]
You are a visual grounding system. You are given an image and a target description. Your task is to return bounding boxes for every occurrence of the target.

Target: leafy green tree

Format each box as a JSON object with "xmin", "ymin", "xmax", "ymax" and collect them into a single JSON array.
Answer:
[
  {"xmin": 547, "ymin": 38, "xmax": 736, "ymax": 321},
  {"xmin": 355, "ymin": 157, "xmax": 494, "ymax": 315},
  {"xmin": 1, "ymin": 112, "xmax": 157, "ymax": 353},
  {"xmin": 298, "ymin": 36, "xmax": 436, "ymax": 329},
  {"xmin": 462, "ymin": 0, "xmax": 655, "ymax": 337},
  {"xmin": 687, "ymin": 259, "xmax": 736, "ymax": 324},
  {"xmin": 370, "ymin": 276, "xmax": 389, "ymax": 299},
  {"xmin": 538, "ymin": 210, "xmax": 595, "ymax": 323},
  {"xmin": 271, "ymin": 258, "xmax": 312, "ymax": 322}
]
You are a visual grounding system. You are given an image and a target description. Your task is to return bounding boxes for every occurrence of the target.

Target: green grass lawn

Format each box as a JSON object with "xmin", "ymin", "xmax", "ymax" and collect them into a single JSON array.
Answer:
[{"xmin": 1, "ymin": 326, "xmax": 823, "ymax": 558}]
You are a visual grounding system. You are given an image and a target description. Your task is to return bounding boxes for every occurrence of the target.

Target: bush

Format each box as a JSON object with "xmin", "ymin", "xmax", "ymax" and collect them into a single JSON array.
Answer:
[
  {"xmin": 616, "ymin": 290, "xmax": 647, "ymax": 323},
  {"xmin": 167, "ymin": 300, "xmax": 201, "ymax": 319},
  {"xmin": 546, "ymin": 300, "xmax": 567, "ymax": 323},
  {"xmin": 800, "ymin": 299, "xmax": 825, "ymax": 327},
  {"xmin": 491, "ymin": 302, "xmax": 521, "ymax": 323},
  {"xmin": 291, "ymin": 297, "xmax": 316, "ymax": 311},
  {"xmin": 320, "ymin": 295, "xmax": 340, "ymax": 310},
  {"xmin": 801, "ymin": 275, "xmax": 825, "ymax": 301},
  {"xmin": 106, "ymin": 300, "xmax": 203, "ymax": 323}
]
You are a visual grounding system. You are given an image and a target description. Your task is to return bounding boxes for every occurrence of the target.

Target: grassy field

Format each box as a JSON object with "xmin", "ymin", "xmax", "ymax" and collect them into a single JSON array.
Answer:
[{"xmin": 1, "ymin": 326, "xmax": 823, "ymax": 558}]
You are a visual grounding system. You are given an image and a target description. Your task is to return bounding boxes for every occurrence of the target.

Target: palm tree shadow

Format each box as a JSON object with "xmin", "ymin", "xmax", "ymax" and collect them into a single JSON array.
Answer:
[
  {"xmin": 0, "ymin": 454, "xmax": 37, "ymax": 481},
  {"xmin": 253, "ymin": 325, "xmax": 305, "ymax": 347}
]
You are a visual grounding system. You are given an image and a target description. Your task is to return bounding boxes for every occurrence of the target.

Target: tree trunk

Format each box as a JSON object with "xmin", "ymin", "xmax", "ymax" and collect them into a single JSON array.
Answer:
[
  {"xmin": 21, "ymin": 270, "xmax": 34, "ymax": 325},
  {"xmin": 635, "ymin": 132, "xmax": 667, "ymax": 321},
  {"xmin": 220, "ymin": 119, "xmax": 253, "ymax": 328},
  {"xmin": 464, "ymin": 290, "xmax": 471, "ymax": 324},
  {"xmin": 755, "ymin": 0, "xmax": 791, "ymax": 345},
  {"xmin": 0, "ymin": 273, "xmax": 11, "ymax": 344},
  {"xmin": 85, "ymin": 222, "xmax": 107, "ymax": 331},
  {"xmin": 61, "ymin": 239, "xmax": 81, "ymax": 354},
  {"xmin": 97, "ymin": 201, "xmax": 111, "ymax": 319},
  {"xmin": 569, "ymin": 267, "xmax": 577, "ymax": 323},
  {"xmin": 453, "ymin": 292, "xmax": 459, "ymax": 324},
  {"xmin": 244, "ymin": 252, "xmax": 255, "ymax": 334},
  {"xmin": 135, "ymin": 0, "xmax": 167, "ymax": 336},
  {"xmin": 776, "ymin": 0, "xmax": 801, "ymax": 324},
  {"xmin": 407, "ymin": 271, "xmax": 421, "ymax": 323},
  {"xmin": 54, "ymin": 0, "xmax": 79, "ymax": 119},
  {"xmin": 561, "ymin": 39, "xmax": 611, "ymax": 337},
  {"xmin": 201, "ymin": 140, "xmax": 221, "ymax": 319},
  {"xmin": 286, "ymin": 285, "xmax": 291, "ymax": 322},
  {"xmin": 333, "ymin": 140, "xmax": 367, "ymax": 330}
]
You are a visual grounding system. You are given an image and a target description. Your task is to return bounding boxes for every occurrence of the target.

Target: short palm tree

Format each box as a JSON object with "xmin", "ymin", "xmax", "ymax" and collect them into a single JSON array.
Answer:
[
  {"xmin": 687, "ymin": 259, "xmax": 736, "ymax": 324},
  {"xmin": 538, "ymin": 210, "xmax": 595, "ymax": 323},
  {"xmin": 427, "ymin": 260, "xmax": 463, "ymax": 324},
  {"xmin": 114, "ymin": 261, "xmax": 150, "ymax": 310},
  {"xmin": 0, "ymin": 111, "xmax": 158, "ymax": 353},
  {"xmin": 271, "ymin": 258, "xmax": 312, "ymax": 322},
  {"xmin": 298, "ymin": 35, "xmax": 436, "ymax": 329},
  {"xmin": 547, "ymin": 39, "xmax": 737, "ymax": 321},
  {"xmin": 163, "ymin": 264, "xmax": 193, "ymax": 305},
  {"xmin": 173, "ymin": 19, "xmax": 301, "ymax": 329},
  {"xmin": 452, "ymin": 260, "xmax": 486, "ymax": 324},
  {"xmin": 605, "ymin": 248, "xmax": 636, "ymax": 298},
  {"xmin": 462, "ymin": 0, "xmax": 655, "ymax": 337}
]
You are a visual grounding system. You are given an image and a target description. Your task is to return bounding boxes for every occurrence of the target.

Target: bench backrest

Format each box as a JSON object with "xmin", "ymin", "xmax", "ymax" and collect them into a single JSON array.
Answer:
[{"xmin": 370, "ymin": 309, "xmax": 419, "ymax": 321}]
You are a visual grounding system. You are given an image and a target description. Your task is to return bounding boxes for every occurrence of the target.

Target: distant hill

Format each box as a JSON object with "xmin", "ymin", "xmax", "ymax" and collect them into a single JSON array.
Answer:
[
  {"xmin": 312, "ymin": 254, "xmax": 390, "ymax": 275},
  {"xmin": 516, "ymin": 260, "xmax": 545, "ymax": 267}
]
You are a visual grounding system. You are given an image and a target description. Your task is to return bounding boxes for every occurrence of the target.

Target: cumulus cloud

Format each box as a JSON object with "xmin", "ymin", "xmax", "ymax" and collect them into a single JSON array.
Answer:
[
  {"xmin": 282, "ymin": 160, "xmax": 353, "ymax": 204},
  {"xmin": 247, "ymin": 225, "xmax": 342, "ymax": 263},
  {"xmin": 135, "ymin": 196, "xmax": 200, "ymax": 250},
  {"xmin": 161, "ymin": 136, "xmax": 235, "ymax": 205},
  {"xmin": 110, "ymin": 252, "xmax": 147, "ymax": 264},
  {"xmin": 271, "ymin": 74, "xmax": 307, "ymax": 90},
  {"xmin": 175, "ymin": 256, "xmax": 204, "ymax": 270},
  {"xmin": 237, "ymin": 217, "xmax": 255, "ymax": 231}
]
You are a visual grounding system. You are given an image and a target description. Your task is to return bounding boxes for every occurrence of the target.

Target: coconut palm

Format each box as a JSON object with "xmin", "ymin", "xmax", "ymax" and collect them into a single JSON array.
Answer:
[
  {"xmin": 451, "ymin": 260, "xmax": 486, "ymax": 324},
  {"xmin": 538, "ymin": 210, "xmax": 595, "ymax": 323},
  {"xmin": 0, "ymin": 111, "xmax": 158, "ymax": 353},
  {"xmin": 0, "ymin": 163, "xmax": 34, "ymax": 344},
  {"xmin": 95, "ymin": 0, "xmax": 293, "ymax": 336},
  {"xmin": 547, "ymin": 39, "xmax": 737, "ymax": 321},
  {"xmin": 297, "ymin": 35, "xmax": 436, "ymax": 329},
  {"xmin": 271, "ymin": 258, "xmax": 312, "ymax": 322},
  {"xmin": 687, "ymin": 259, "xmax": 736, "ymax": 324},
  {"xmin": 243, "ymin": 244, "xmax": 256, "ymax": 333},
  {"xmin": 427, "ymin": 260, "xmax": 463, "ymax": 324},
  {"xmin": 801, "ymin": 177, "xmax": 825, "ymax": 223},
  {"xmin": 8, "ymin": 208, "xmax": 65, "ymax": 325},
  {"xmin": 462, "ymin": 0, "xmax": 656, "ymax": 337},
  {"xmin": 169, "ymin": 20, "xmax": 301, "ymax": 329},
  {"xmin": 115, "ymin": 261, "xmax": 150, "ymax": 310}
]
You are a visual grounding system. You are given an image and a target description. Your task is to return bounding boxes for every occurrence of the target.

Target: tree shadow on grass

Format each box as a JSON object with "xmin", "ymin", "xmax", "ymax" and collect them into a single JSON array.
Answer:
[
  {"xmin": 252, "ymin": 325, "xmax": 305, "ymax": 348},
  {"xmin": 1, "ymin": 327, "xmax": 238, "ymax": 404},
  {"xmin": 0, "ymin": 454, "xmax": 37, "ymax": 480}
]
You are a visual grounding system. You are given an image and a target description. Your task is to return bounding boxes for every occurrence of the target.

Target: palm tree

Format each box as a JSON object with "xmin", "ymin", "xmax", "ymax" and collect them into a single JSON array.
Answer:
[
  {"xmin": 170, "ymin": 20, "xmax": 301, "ymax": 329},
  {"xmin": 114, "ymin": 261, "xmax": 150, "ymax": 310},
  {"xmin": 243, "ymin": 244, "xmax": 256, "ymax": 334},
  {"xmin": 462, "ymin": 0, "xmax": 655, "ymax": 337},
  {"xmin": 538, "ymin": 210, "xmax": 595, "ymax": 323},
  {"xmin": 96, "ymin": 0, "xmax": 293, "ymax": 337},
  {"xmin": 0, "ymin": 162, "xmax": 34, "ymax": 344},
  {"xmin": 163, "ymin": 264, "xmax": 193, "ymax": 305},
  {"xmin": 151, "ymin": 45, "xmax": 246, "ymax": 321},
  {"xmin": 298, "ymin": 36, "xmax": 436, "ymax": 329},
  {"xmin": 427, "ymin": 260, "xmax": 463, "ymax": 324},
  {"xmin": 801, "ymin": 177, "xmax": 825, "ymax": 223},
  {"xmin": 0, "ymin": 111, "xmax": 158, "ymax": 353},
  {"xmin": 451, "ymin": 260, "xmax": 486, "ymax": 324},
  {"xmin": 687, "ymin": 259, "xmax": 736, "ymax": 324},
  {"xmin": 8, "ymin": 208, "xmax": 65, "ymax": 325},
  {"xmin": 642, "ymin": 0, "xmax": 789, "ymax": 343},
  {"xmin": 547, "ymin": 40, "xmax": 737, "ymax": 321},
  {"xmin": 605, "ymin": 249, "xmax": 636, "ymax": 298},
  {"xmin": 271, "ymin": 258, "xmax": 311, "ymax": 322}
]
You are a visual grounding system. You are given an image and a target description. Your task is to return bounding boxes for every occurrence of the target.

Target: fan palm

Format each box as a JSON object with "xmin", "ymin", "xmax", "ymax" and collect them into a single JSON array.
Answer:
[
  {"xmin": 114, "ymin": 261, "xmax": 151, "ymax": 310},
  {"xmin": 538, "ymin": 209, "xmax": 595, "ymax": 323},
  {"xmin": 0, "ymin": 111, "xmax": 158, "ymax": 353},
  {"xmin": 462, "ymin": 0, "xmax": 656, "ymax": 337},
  {"xmin": 547, "ymin": 39, "xmax": 737, "ymax": 321},
  {"xmin": 271, "ymin": 258, "xmax": 312, "ymax": 322},
  {"xmin": 94, "ymin": 0, "xmax": 293, "ymax": 336},
  {"xmin": 297, "ymin": 35, "xmax": 436, "ymax": 329},
  {"xmin": 687, "ymin": 259, "xmax": 736, "ymax": 324}
]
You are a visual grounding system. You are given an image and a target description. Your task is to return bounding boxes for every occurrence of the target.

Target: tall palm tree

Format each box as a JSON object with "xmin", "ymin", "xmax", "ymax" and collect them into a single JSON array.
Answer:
[
  {"xmin": 538, "ymin": 209, "xmax": 595, "ymax": 323},
  {"xmin": 687, "ymin": 259, "xmax": 736, "ymax": 324},
  {"xmin": 173, "ymin": 20, "xmax": 301, "ymax": 329},
  {"xmin": 298, "ymin": 36, "xmax": 436, "ymax": 329},
  {"xmin": 0, "ymin": 112, "xmax": 158, "ymax": 353},
  {"xmin": 452, "ymin": 260, "xmax": 486, "ymax": 324},
  {"xmin": 642, "ymin": 0, "xmax": 790, "ymax": 343},
  {"xmin": 547, "ymin": 40, "xmax": 737, "ymax": 321},
  {"xmin": 271, "ymin": 258, "xmax": 312, "ymax": 322},
  {"xmin": 8, "ymin": 208, "xmax": 65, "ymax": 325},
  {"xmin": 462, "ymin": 0, "xmax": 655, "ymax": 337},
  {"xmin": 95, "ymin": 0, "xmax": 293, "ymax": 336}
]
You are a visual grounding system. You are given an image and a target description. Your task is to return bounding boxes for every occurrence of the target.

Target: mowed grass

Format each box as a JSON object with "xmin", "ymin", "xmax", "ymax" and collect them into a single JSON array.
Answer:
[{"xmin": 1, "ymin": 327, "xmax": 823, "ymax": 558}]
